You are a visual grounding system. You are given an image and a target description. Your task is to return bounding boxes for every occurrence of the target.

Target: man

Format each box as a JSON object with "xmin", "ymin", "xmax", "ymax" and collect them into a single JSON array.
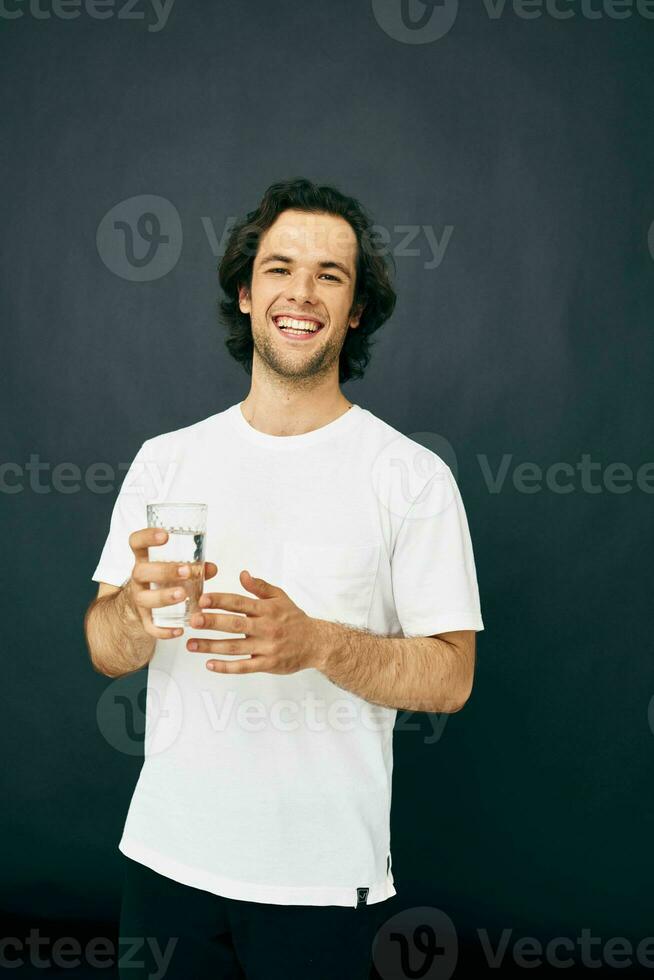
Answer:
[{"xmin": 84, "ymin": 177, "xmax": 484, "ymax": 979}]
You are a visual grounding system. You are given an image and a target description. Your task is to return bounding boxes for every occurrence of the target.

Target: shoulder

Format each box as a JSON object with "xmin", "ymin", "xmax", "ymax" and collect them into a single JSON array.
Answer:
[
  {"xmin": 358, "ymin": 405, "xmax": 454, "ymax": 490},
  {"xmin": 139, "ymin": 406, "xmax": 234, "ymax": 457}
]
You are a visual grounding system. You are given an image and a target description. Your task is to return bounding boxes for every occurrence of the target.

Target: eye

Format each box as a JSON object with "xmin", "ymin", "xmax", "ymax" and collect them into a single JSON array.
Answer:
[{"xmin": 266, "ymin": 268, "xmax": 341, "ymax": 282}]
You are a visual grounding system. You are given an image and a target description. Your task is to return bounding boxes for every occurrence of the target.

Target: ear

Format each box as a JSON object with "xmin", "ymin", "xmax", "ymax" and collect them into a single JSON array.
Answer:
[
  {"xmin": 348, "ymin": 302, "xmax": 365, "ymax": 330},
  {"xmin": 238, "ymin": 284, "xmax": 251, "ymax": 315}
]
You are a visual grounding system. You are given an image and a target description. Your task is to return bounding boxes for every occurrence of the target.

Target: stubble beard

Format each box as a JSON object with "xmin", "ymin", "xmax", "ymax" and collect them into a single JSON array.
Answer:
[{"xmin": 251, "ymin": 314, "xmax": 344, "ymax": 383}]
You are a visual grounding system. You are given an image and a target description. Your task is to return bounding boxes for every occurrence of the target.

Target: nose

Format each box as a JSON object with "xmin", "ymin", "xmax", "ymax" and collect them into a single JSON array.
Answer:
[{"xmin": 282, "ymin": 270, "xmax": 318, "ymax": 306}]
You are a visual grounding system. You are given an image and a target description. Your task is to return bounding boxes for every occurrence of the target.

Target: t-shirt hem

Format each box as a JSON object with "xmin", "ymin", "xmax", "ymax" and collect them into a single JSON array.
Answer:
[
  {"xmin": 401, "ymin": 610, "xmax": 485, "ymax": 635},
  {"xmin": 118, "ymin": 835, "xmax": 397, "ymax": 908},
  {"xmin": 92, "ymin": 565, "xmax": 128, "ymax": 588}
]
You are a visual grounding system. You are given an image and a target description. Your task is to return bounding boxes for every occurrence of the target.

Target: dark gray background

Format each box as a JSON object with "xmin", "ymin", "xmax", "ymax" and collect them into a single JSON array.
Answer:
[{"xmin": 2, "ymin": 0, "xmax": 653, "ymax": 974}]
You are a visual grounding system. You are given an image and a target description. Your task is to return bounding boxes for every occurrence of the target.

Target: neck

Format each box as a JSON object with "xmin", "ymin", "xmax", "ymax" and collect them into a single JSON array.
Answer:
[{"xmin": 239, "ymin": 390, "xmax": 353, "ymax": 437}]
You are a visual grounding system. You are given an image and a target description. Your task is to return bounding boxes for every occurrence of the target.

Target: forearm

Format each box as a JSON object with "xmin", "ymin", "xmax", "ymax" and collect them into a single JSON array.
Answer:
[
  {"xmin": 315, "ymin": 620, "xmax": 469, "ymax": 713},
  {"xmin": 84, "ymin": 587, "xmax": 155, "ymax": 678}
]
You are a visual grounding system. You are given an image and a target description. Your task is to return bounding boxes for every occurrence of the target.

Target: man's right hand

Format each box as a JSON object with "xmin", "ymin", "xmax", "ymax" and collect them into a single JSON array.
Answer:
[{"xmin": 124, "ymin": 528, "xmax": 218, "ymax": 639}]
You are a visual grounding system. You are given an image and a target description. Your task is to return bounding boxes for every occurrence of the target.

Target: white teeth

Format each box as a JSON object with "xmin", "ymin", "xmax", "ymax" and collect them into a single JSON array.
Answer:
[{"xmin": 275, "ymin": 316, "xmax": 322, "ymax": 332}]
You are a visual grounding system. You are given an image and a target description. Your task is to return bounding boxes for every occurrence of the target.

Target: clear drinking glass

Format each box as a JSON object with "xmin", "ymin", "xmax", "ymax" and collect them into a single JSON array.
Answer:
[{"xmin": 146, "ymin": 502, "xmax": 208, "ymax": 628}]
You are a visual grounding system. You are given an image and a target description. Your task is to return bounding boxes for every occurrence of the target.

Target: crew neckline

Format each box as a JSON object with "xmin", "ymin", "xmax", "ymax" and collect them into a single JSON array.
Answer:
[{"xmin": 227, "ymin": 401, "xmax": 364, "ymax": 449}]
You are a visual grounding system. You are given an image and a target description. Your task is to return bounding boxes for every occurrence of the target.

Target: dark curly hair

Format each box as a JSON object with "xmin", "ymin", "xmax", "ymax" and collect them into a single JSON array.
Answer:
[{"xmin": 217, "ymin": 177, "xmax": 397, "ymax": 383}]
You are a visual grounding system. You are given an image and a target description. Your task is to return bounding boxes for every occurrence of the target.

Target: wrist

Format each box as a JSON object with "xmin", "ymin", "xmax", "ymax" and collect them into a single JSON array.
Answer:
[
  {"xmin": 309, "ymin": 618, "xmax": 341, "ymax": 674},
  {"xmin": 119, "ymin": 580, "xmax": 142, "ymax": 627}
]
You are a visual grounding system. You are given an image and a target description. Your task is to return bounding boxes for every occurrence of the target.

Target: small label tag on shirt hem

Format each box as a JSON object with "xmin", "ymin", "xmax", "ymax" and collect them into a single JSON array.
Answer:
[{"xmin": 356, "ymin": 887, "xmax": 369, "ymax": 908}]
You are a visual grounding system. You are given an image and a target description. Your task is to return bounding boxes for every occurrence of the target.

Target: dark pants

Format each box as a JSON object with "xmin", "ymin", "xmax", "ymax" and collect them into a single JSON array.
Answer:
[{"xmin": 118, "ymin": 856, "xmax": 394, "ymax": 980}]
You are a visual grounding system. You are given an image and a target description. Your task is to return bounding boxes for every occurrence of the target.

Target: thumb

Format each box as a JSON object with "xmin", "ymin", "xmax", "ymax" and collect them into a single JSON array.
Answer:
[{"xmin": 240, "ymin": 569, "xmax": 278, "ymax": 598}]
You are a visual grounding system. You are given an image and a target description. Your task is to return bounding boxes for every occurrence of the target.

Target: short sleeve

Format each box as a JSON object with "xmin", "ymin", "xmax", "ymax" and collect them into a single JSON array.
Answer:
[
  {"xmin": 391, "ymin": 464, "xmax": 484, "ymax": 637},
  {"xmin": 91, "ymin": 440, "xmax": 151, "ymax": 587}
]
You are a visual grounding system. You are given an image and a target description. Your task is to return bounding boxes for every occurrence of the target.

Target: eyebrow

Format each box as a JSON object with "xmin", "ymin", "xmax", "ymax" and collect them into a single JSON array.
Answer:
[{"xmin": 258, "ymin": 253, "xmax": 352, "ymax": 282}]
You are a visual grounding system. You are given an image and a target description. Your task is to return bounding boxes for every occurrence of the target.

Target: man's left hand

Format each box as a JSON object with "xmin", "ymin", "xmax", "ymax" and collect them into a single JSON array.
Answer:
[{"xmin": 186, "ymin": 570, "xmax": 329, "ymax": 674}]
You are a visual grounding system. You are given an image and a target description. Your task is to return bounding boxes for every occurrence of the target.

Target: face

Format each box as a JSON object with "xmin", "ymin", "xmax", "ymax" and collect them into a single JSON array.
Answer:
[{"xmin": 238, "ymin": 209, "xmax": 363, "ymax": 383}]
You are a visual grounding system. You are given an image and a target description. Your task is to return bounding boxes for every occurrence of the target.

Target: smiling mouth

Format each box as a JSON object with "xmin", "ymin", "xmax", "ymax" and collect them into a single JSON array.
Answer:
[{"xmin": 272, "ymin": 315, "xmax": 325, "ymax": 339}]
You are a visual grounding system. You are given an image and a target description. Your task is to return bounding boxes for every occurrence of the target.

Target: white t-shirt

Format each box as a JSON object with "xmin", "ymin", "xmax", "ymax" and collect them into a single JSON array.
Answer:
[{"xmin": 92, "ymin": 401, "xmax": 484, "ymax": 908}]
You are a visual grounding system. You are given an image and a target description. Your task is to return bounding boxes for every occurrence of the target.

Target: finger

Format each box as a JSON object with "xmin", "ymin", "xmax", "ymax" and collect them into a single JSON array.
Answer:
[
  {"xmin": 143, "ymin": 620, "xmax": 185, "ymax": 641},
  {"xmin": 187, "ymin": 612, "xmax": 253, "ymax": 633},
  {"xmin": 129, "ymin": 527, "xmax": 169, "ymax": 560},
  {"xmin": 206, "ymin": 657, "xmax": 271, "ymax": 674},
  {"xmin": 197, "ymin": 592, "xmax": 259, "ymax": 615},
  {"xmin": 186, "ymin": 638, "xmax": 255, "ymax": 655},
  {"xmin": 130, "ymin": 531, "xmax": 218, "ymax": 577},
  {"xmin": 240, "ymin": 570, "xmax": 280, "ymax": 599},
  {"xmin": 132, "ymin": 561, "xmax": 195, "ymax": 585},
  {"xmin": 135, "ymin": 585, "xmax": 190, "ymax": 610}
]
